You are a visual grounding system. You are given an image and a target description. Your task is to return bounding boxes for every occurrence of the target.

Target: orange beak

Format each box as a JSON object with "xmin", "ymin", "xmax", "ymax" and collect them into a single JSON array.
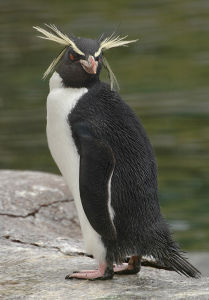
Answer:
[{"xmin": 80, "ymin": 55, "xmax": 98, "ymax": 74}]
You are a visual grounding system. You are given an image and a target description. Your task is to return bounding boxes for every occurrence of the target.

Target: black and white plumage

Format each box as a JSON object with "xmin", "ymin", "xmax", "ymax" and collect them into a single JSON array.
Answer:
[{"xmin": 34, "ymin": 25, "xmax": 200, "ymax": 280}]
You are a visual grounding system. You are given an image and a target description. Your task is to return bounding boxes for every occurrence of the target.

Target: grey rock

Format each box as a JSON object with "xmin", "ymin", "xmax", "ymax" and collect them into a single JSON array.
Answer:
[
  {"xmin": 1, "ymin": 241, "xmax": 209, "ymax": 300},
  {"xmin": 0, "ymin": 170, "xmax": 82, "ymax": 248},
  {"xmin": 0, "ymin": 170, "xmax": 71, "ymax": 216},
  {"xmin": 0, "ymin": 170, "xmax": 209, "ymax": 300}
]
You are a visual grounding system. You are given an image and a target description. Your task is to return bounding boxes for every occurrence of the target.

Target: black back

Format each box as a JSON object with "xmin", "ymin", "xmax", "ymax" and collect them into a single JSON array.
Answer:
[{"xmin": 69, "ymin": 82, "xmax": 162, "ymax": 254}]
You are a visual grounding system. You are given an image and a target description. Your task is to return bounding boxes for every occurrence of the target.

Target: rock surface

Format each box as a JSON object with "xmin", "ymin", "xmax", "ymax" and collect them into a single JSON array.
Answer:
[
  {"xmin": 0, "ymin": 170, "xmax": 209, "ymax": 300},
  {"xmin": 0, "ymin": 170, "xmax": 82, "ymax": 252}
]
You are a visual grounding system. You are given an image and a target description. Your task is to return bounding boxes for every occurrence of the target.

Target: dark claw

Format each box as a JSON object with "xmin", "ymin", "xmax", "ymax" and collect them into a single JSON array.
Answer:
[
  {"xmin": 65, "ymin": 275, "xmax": 88, "ymax": 280},
  {"xmin": 65, "ymin": 273, "xmax": 89, "ymax": 280}
]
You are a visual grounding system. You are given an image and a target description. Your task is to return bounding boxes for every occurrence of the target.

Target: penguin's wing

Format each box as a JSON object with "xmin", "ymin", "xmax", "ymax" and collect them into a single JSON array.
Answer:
[{"xmin": 72, "ymin": 121, "xmax": 116, "ymax": 241}]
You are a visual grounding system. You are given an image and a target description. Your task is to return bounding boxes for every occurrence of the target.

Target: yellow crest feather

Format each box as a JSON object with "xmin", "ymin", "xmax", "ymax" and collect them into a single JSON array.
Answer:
[
  {"xmin": 42, "ymin": 47, "xmax": 67, "ymax": 79},
  {"xmin": 95, "ymin": 33, "xmax": 138, "ymax": 57},
  {"xmin": 33, "ymin": 24, "xmax": 85, "ymax": 78},
  {"xmin": 33, "ymin": 24, "xmax": 84, "ymax": 55},
  {"xmin": 33, "ymin": 24, "xmax": 138, "ymax": 84}
]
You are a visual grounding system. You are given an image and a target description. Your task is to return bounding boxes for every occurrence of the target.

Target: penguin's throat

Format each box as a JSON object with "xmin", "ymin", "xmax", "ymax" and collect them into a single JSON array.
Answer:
[{"xmin": 49, "ymin": 72, "xmax": 63, "ymax": 91}]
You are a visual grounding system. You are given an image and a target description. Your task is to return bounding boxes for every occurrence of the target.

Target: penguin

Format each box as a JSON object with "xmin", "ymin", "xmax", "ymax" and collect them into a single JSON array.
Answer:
[{"xmin": 34, "ymin": 24, "xmax": 201, "ymax": 280}]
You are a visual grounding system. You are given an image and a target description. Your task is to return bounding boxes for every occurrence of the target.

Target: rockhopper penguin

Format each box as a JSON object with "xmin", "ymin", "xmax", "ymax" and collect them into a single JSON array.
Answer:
[{"xmin": 34, "ymin": 24, "xmax": 201, "ymax": 280}]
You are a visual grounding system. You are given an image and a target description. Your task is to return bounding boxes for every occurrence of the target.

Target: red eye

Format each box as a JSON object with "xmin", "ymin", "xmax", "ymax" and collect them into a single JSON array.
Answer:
[{"xmin": 69, "ymin": 53, "xmax": 75, "ymax": 60}]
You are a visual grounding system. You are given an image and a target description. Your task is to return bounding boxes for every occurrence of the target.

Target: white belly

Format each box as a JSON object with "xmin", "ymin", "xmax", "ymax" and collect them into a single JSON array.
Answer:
[{"xmin": 46, "ymin": 72, "xmax": 106, "ymax": 263}]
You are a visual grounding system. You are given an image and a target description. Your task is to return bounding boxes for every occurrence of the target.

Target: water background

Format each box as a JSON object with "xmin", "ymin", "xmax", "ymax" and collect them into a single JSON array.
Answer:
[{"xmin": 0, "ymin": 0, "xmax": 208, "ymax": 251}]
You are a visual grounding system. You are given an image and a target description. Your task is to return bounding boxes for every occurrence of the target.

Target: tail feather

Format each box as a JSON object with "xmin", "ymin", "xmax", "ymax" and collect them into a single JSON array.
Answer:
[
  {"xmin": 155, "ymin": 249, "xmax": 201, "ymax": 278},
  {"xmin": 167, "ymin": 253, "xmax": 201, "ymax": 278},
  {"xmin": 148, "ymin": 221, "xmax": 201, "ymax": 278}
]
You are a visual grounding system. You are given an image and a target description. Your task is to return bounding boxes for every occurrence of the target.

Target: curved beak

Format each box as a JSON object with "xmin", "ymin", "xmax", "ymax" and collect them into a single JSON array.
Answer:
[{"xmin": 80, "ymin": 55, "xmax": 98, "ymax": 74}]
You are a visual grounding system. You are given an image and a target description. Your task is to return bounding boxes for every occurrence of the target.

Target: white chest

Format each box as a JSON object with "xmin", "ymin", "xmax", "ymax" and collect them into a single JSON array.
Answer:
[
  {"xmin": 46, "ymin": 72, "xmax": 107, "ymax": 263},
  {"xmin": 46, "ymin": 72, "xmax": 87, "ymax": 195}
]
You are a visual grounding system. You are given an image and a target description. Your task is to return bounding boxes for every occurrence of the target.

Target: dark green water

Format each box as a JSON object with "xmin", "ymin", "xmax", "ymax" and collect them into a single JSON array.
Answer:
[{"xmin": 0, "ymin": 0, "xmax": 208, "ymax": 251}]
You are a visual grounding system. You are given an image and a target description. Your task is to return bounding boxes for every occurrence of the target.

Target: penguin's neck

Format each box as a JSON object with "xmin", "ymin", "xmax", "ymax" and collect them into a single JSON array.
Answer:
[
  {"xmin": 49, "ymin": 71, "xmax": 100, "ymax": 92},
  {"xmin": 48, "ymin": 72, "xmax": 88, "ymax": 123},
  {"xmin": 49, "ymin": 71, "xmax": 90, "ymax": 92},
  {"xmin": 49, "ymin": 72, "xmax": 65, "ymax": 91}
]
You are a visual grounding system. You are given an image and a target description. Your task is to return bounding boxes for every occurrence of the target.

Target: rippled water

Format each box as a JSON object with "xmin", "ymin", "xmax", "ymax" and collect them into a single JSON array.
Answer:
[{"xmin": 0, "ymin": 0, "xmax": 208, "ymax": 250}]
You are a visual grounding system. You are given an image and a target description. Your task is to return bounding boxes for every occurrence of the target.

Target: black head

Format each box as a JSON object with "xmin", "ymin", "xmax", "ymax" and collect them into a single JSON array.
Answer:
[
  {"xmin": 56, "ymin": 37, "xmax": 103, "ymax": 88},
  {"xmin": 34, "ymin": 24, "xmax": 138, "ymax": 90}
]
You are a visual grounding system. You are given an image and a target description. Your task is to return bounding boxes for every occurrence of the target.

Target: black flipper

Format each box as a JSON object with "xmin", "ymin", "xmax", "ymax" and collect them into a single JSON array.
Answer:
[{"xmin": 72, "ymin": 121, "xmax": 116, "ymax": 241}]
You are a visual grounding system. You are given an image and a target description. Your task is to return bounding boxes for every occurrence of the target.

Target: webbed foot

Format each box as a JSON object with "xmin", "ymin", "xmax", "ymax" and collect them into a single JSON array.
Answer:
[
  {"xmin": 65, "ymin": 264, "xmax": 114, "ymax": 280},
  {"xmin": 114, "ymin": 256, "xmax": 141, "ymax": 275}
]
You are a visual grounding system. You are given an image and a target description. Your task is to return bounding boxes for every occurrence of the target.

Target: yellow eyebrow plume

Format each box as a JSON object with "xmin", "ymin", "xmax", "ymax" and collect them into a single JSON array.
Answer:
[
  {"xmin": 95, "ymin": 33, "xmax": 138, "ymax": 57},
  {"xmin": 33, "ymin": 24, "xmax": 84, "ymax": 55}
]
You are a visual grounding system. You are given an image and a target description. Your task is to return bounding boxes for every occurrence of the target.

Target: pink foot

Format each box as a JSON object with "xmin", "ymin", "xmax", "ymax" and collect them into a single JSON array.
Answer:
[
  {"xmin": 113, "ymin": 256, "xmax": 141, "ymax": 275},
  {"xmin": 65, "ymin": 263, "xmax": 114, "ymax": 280},
  {"xmin": 113, "ymin": 263, "xmax": 129, "ymax": 272},
  {"xmin": 67, "ymin": 269, "xmax": 103, "ymax": 280}
]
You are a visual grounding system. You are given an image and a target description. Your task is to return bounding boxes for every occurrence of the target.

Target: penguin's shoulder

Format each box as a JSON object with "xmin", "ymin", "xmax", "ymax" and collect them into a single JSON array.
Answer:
[
  {"xmin": 81, "ymin": 81, "xmax": 121, "ymax": 107},
  {"xmin": 70, "ymin": 81, "xmax": 133, "ymax": 124}
]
